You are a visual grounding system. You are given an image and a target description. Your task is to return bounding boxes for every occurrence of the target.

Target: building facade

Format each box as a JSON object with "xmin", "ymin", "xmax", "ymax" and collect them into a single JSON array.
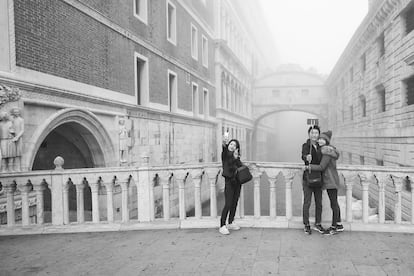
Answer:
[
  {"xmin": 253, "ymin": 64, "xmax": 328, "ymax": 161},
  {"xmin": 0, "ymin": 0, "xmax": 218, "ymax": 171},
  {"xmin": 213, "ymin": 0, "xmax": 278, "ymax": 160},
  {"xmin": 326, "ymin": 0, "xmax": 414, "ymax": 167}
]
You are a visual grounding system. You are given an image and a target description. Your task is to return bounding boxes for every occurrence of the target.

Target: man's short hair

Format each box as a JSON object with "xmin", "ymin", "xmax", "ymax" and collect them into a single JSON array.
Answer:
[{"xmin": 308, "ymin": 125, "xmax": 320, "ymax": 134}]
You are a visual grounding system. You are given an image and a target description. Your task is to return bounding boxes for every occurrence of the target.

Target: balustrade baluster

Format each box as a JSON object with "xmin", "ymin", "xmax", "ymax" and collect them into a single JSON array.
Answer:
[
  {"xmin": 5, "ymin": 182, "xmax": 17, "ymax": 227},
  {"xmin": 391, "ymin": 175, "xmax": 403, "ymax": 224},
  {"xmin": 194, "ymin": 172, "xmax": 203, "ymax": 219},
  {"xmin": 343, "ymin": 173, "xmax": 353, "ymax": 222},
  {"xmin": 33, "ymin": 180, "xmax": 46, "ymax": 225},
  {"xmin": 283, "ymin": 170, "xmax": 294, "ymax": 220},
  {"xmin": 62, "ymin": 180, "xmax": 70, "ymax": 224},
  {"xmin": 206, "ymin": 170, "xmax": 217, "ymax": 218},
  {"xmin": 75, "ymin": 181, "xmax": 86, "ymax": 223},
  {"xmin": 375, "ymin": 174, "xmax": 387, "ymax": 224},
  {"xmin": 162, "ymin": 174, "xmax": 171, "ymax": 220},
  {"xmin": 269, "ymin": 178, "xmax": 277, "ymax": 218},
  {"xmin": 20, "ymin": 181, "xmax": 32, "ymax": 226},
  {"xmin": 410, "ymin": 176, "xmax": 414, "ymax": 224},
  {"xmin": 90, "ymin": 179, "xmax": 100, "ymax": 223},
  {"xmin": 253, "ymin": 176, "xmax": 261, "ymax": 218},
  {"xmin": 179, "ymin": 173, "xmax": 187, "ymax": 220},
  {"xmin": 120, "ymin": 179, "xmax": 130, "ymax": 223},
  {"xmin": 360, "ymin": 174, "xmax": 370, "ymax": 224},
  {"xmin": 104, "ymin": 180, "xmax": 114, "ymax": 223}
]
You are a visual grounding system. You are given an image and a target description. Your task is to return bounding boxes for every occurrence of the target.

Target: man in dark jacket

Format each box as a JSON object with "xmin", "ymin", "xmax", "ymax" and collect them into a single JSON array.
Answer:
[{"xmin": 301, "ymin": 125, "xmax": 324, "ymax": 235}]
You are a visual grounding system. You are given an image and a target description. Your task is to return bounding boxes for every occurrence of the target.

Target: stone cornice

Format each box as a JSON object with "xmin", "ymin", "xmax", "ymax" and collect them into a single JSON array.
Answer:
[{"xmin": 327, "ymin": 0, "xmax": 401, "ymax": 85}]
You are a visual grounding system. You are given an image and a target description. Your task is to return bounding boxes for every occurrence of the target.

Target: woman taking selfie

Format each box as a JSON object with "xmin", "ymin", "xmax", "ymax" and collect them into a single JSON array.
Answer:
[{"xmin": 219, "ymin": 132, "xmax": 242, "ymax": 235}]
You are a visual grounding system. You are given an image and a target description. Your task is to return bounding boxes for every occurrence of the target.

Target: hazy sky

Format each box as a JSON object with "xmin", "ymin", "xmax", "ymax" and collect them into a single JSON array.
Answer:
[{"xmin": 259, "ymin": 0, "xmax": 368, "ymax": 75}]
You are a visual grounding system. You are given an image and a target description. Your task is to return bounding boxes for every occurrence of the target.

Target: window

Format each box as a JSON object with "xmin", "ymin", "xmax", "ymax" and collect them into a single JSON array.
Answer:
[
  {"xmin": 167, "ymin": 1, "xmax": 176, "ymax": 44},
  {"xmin": 134, "ymin": 52, "xmax": 149, "ymax": 106},
  {"xmin": 361, "ymin": 53, "xmax": 366, "ymax": 73},
  {"xmin": 360, "ymin": 156, "xmax": 365, "ymax": 165},
  {"xmin": 272, "ymin": 89, "xmax": 280, "ymax": 97},
  {"xmin": 349, "ymin": 67, "xmax": 354, "ymax": 82},
  {"xmin": 403, "ymin": 75, "xmax": 414, "ymax": 106},
  {"xmin": 376, "ymin": 159, "xmax": 384, "ymax": 166},
  {"xmin": 378, "ymin": 33, "xmax": 385, "ymax": 57},
  {"xmin": 201, "ymin": 35, "xmax": 208, "ymax": 67},
  {"xmin": 349, "ymin": 105, "xmax": 353, "ymax": 121},
  {"xmin": 359, "ymin": 95, "xmax": 366, "ymax": 117},
  {"xmin": 192, "ymin": 83, "xmax": 199, "ymax": 116},
  {"xmin": 348, "ymin": 153, "xmax": 352, "ymax": 164},
  {"xmin": 403, "ymin": 4, "xmax": 414, "ymax": 35},
  {"xmin": 133, "ymin": 0, "xmax": 148, "ymax": 24},
  {"xmin": 301, "ymin": 89, "xmax": 309, "ymax": 97},
  {"xmin": 191, "ymin": 24, "xmax": 198, "ymax": 60},
  {"xmin": 168, "ymin": 70, "xmax": 177, "ymax": 112},
  {"xmin": 376, "ymin": 85, "xmax": 386, "ymax": 112},
  {"xmin": 203, "ymin": 88, "xmax": 209, "ymax": 118}
]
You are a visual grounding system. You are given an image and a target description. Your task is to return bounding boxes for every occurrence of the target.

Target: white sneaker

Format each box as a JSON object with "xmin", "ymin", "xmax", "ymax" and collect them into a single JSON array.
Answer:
[
  {"xmin": 227, "ymin": 223, "xmax": 240, "ymax": 230},
  {"xmin": 219, "ymin": 225, "xmax": 230, "ymax": 235}
]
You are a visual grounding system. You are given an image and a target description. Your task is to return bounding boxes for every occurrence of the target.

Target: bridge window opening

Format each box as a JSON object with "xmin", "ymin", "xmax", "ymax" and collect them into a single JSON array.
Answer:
[
  {"xmin": 403, "ymin": 75, "xmax": 414, "ymax": 106},
  {"xmin": 376, "ymin": 159, "xmax": 384, "ymax": 166},
  {"xmin": 403, "ymin": 3, "xmax": 414, "ymax": 35},
  {"xmin": 360, "ymin": 156, "xmax": 365, "ymax": 165},
  {"xmin": 348, "ymin": 153, "xmax": 352, "ymax": 164},
  {"xmin": 361, "ymin": 53, "xmax": 367, "ymax": 73},
  {"xmin": 376, "ymin": 85, "xmax": 386, "ymax": 112}
]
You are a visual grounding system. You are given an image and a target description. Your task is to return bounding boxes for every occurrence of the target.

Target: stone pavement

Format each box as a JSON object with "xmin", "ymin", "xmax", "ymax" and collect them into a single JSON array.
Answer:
[{"xmin": 1, "ymin": 228, "xmax": 414, "ymax": 275}]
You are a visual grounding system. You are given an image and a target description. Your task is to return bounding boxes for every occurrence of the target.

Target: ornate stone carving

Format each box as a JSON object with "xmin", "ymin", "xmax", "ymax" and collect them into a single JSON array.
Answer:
[{"xmin": 0, "ymin": 84, "xmax": 21, "ymax": 107}]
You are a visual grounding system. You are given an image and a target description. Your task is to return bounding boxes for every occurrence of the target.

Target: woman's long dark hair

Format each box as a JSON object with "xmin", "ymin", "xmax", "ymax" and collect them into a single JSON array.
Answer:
[{"xmin": 227, "ymin": 139, "xmax": 241, "ymax": 157}]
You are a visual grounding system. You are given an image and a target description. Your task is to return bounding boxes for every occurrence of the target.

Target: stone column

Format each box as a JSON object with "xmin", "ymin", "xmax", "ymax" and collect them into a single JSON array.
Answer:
[
  {"xmin": 360, "ymin": 175, "xmax": 370, "ymax": 224},
  {"xmin": 162, "ymin": 174, "xmax": 171, "ymax": 221},
  {"xmin": 194, "ymin": 173, "xmax": 202, "ymax": 219},
  {"xmin": 20, "ymin": 182, "xmax": 32, "ymax": 226},
  {"xmin": 51, "ymin": 156, "xmax": 65, "ymax": 225},
  {"xmin": 62, "ymin": 181, "xmax": 70, "ymax": 225},
  {"xmin": 269, "ymin": 178, "xmax": 277, "ymax": 218},
  {"xmin": 376, "ymin": 174, "xmax": 387, "ymax": 224},
  {"xmin": 284, "ymin": 170, "xmax": 295, "ymax": 220},
  {"xmin": 90, "ymin": 181, "xmax": 100, "ymax": 223},
  {"xmin": 33, "ymin": 182, "xmax": 46, "ymax": 225},
  {"xmin": 208, "ymin": 170, "xmax": 217, "ymax": 218},
  {"xmin": 120, "ymin": 181, "xmax": 130, "ymax": 223},
  {"xmin": 392, "ymin": 176, "xmax": 403, "ymax": 224},
  {"xmin": 104, "ymin": 181, "xmax": 114, "ymax": 223},
  {"xmin": 5, "ymin": 182, "xmax": 16, "ymax": 227},
  {"xmin": 344, "ymin": 174, "xmax": 353, "ymax": 222},
  {"xmin": 75, "ymin": 182, "xmax": 85, "ymax": 223},
  {"xmin": 137, "ymin": 156, "xmax": 152, "ymax": 222},
  {"xmin": 253, "ymin": 173, "xmax": 261, "ymax": 218},
  {"xmin": 178, "ymin": 173, "xmax": 187, "ymax": 220}
]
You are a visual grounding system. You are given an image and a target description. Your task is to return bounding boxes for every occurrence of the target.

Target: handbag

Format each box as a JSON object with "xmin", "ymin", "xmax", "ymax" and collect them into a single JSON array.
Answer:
[
  {"xmin": 236, "ymin": 165, "xmax": 253, "ymax": 184},
  {"xmin": 306, "ymin": 170, "xmax": 322, "ymax": 188}
]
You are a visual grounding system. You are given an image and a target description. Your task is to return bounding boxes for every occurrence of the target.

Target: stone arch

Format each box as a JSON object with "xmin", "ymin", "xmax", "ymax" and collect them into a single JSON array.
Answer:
[
  {"xmin": 24, "ymin": 108, "xmax": 116, "ymax": 171},
  {"xmin": 251, "ymin": 107, "xmax": 328, "ymax": 161}
]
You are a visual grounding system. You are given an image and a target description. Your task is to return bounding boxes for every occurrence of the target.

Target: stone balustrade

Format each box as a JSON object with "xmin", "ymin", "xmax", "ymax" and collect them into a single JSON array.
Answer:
[{"xmin": 0, "ymin": 158, "xmax": 413, "ymax": 235}]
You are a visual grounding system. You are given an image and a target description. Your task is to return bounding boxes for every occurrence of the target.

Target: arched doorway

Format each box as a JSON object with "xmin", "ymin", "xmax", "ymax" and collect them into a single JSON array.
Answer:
[
  {"xmin": 32, "ymin": 122, "xmax": 101, "ymax": 170},
  {"xmin": 25, "ymin": 108, "xmax": 116, "ymax": 171}
]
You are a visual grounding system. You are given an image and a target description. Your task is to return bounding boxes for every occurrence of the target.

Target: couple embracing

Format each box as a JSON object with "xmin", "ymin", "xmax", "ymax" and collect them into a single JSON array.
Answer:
[{"xmin": 301, "ymin": 125, "xmax": 344, "ymax": 235}]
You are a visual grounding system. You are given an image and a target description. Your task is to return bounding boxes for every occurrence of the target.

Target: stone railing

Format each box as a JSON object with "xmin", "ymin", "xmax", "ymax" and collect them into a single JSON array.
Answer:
[{"xmin": 0, "ymin": 158, "xmax": 413, "ymax": 235}]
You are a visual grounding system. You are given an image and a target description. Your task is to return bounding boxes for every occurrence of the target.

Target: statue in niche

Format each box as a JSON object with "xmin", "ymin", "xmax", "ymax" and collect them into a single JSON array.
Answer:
[
  {"xmin": 0, "ymin": 112, "xmax": 15, "ymax": 172},
  {"xmin": 10, "ymin": 108, "xmax": 24, "ymax": 171},
  {"xmin": 119, "ymin": 117, "xmax": 129, "ymax": 164}
]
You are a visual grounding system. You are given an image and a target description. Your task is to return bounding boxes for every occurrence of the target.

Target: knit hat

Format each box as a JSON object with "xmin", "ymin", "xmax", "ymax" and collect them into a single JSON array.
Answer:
[{"xmin": 319, "ymin": 130, "xmax": 332, "ymax": 143}]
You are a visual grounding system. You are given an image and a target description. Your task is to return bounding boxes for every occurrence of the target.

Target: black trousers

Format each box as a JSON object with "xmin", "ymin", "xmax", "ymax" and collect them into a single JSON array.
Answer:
[
  {"xmin": 327, "ymin": 188, "xmax": 341, "ymax": 227},
  {"xmin": 302, "ymin": 184, "xmax": 322, "ymax": 225},
  {"xmin": 220, "ymin": 177, "xmax": 241, "ymax": 227}
]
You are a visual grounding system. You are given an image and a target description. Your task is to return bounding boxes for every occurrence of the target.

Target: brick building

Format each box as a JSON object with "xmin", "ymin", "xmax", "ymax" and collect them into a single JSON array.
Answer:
[
  {"xmin": 0, "ymin": 0, "xmax": 218, "ymax": 170},
  {"xmin": 326, "ymin": 0, "xmax": 414, "ymax": 167}
]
